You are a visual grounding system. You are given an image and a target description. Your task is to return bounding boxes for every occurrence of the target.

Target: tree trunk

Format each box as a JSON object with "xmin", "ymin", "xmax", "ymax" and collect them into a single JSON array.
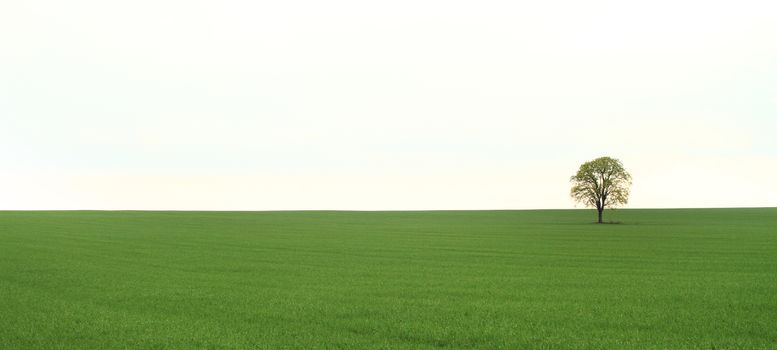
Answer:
[{"xmin": 597, "ymin": 208, "xmax": 603, "ymax": 223}]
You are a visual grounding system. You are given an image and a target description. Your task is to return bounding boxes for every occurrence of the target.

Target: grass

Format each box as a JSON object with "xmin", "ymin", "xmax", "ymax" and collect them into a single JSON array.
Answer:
[{"xmin": 1, "ymin": 208, "xmax": 776, "ymax": 349}]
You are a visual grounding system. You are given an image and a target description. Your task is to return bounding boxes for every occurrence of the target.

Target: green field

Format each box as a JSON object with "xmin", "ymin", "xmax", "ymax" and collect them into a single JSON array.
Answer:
[{"xmin": 1, "ymin": 209, "xmax": 775, "ymax": 349}]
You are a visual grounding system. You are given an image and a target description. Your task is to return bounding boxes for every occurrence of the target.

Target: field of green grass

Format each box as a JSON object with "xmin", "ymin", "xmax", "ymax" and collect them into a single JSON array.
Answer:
[{"xmin": 1, "ymin": 209, "xmax": 775, "ymax": 349}]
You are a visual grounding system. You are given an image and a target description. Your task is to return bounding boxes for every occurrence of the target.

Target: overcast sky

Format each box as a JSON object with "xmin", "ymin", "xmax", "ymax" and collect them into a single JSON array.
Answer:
[{"xmin": 1, "ymin": 0, "xmax": 776, "ymax": 210}]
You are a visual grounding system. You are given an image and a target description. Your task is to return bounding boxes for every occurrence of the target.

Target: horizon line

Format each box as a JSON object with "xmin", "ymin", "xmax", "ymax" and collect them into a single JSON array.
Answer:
[{"xmin": 1, "ymin": 207, "xmax": 775, "ymax": 213}]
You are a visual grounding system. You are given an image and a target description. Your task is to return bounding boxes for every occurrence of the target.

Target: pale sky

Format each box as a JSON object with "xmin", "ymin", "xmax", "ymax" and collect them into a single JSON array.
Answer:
[{"xmin": 1, "ymin": 0, "xmax": 776, "ymax": 210}]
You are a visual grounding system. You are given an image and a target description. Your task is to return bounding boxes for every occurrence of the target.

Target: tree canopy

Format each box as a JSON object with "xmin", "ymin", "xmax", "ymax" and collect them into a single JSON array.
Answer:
[{"xmin": 570, "ymin": 156, "xmax": 632, "ymax": 223}]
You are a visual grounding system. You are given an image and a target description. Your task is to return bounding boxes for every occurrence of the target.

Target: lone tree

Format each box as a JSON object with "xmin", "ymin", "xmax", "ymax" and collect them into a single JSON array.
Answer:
[{"xmin": 570, "ymin": 156, "xmax": 632, "ymax": 223}]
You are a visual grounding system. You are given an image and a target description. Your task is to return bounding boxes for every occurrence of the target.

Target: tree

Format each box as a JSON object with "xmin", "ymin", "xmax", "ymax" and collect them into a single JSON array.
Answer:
[{"xmin": 570, "ymin": 156, "xmax": 632, "ymax": 223}]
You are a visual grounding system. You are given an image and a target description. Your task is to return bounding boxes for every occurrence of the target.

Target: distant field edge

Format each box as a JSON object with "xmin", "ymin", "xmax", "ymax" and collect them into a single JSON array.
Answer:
[{"xmin": 0, "ymin": 207, "xmax": 775, "ymax": 213}]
